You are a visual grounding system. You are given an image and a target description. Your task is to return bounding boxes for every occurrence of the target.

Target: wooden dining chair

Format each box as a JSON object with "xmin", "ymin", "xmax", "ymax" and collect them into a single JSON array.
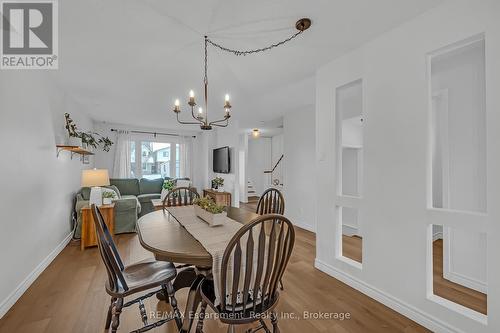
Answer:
[
  {"xmin": 197, "ymin": 214, "xmax": 295, "ymax": 333},
  {"xmin": 91, "ymin": 204, "xmax": 182, "ymax": 333},
  {"xmin": 256, "ymin": 188, "xmax": 286, "ymax": 290},
  {"xmin": 162, "ymin": 187, "xmax": 200, "ymax": 211},
  {"xmin": 256, "ymin": 188, "xmax": 285, "ymax": 215}
]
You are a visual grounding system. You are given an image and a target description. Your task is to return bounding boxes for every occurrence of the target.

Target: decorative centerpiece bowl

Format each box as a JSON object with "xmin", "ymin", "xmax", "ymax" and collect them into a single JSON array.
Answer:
[{"xmin": 193, "ymin": 197, "xmax": 226, "ymax": 227}]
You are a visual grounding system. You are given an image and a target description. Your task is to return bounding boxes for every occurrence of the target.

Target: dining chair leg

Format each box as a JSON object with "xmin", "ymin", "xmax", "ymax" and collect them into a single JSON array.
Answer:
[
  {"xmin": 163, "ymin": 282, "xmax": 183, "ymax": 329},
  {"xmin": 271, "ymin": 311, "xmax": 280, "ymax": 333},
  {"xmin": 259, "ymin": 319, "xmax": 271, "ymax": 333},
  {"xmin": 111, "ymin": 297, "xmax": 123, "ymax": 333},
  {"xmin": 196, "ymin": 300, "xmax": 207, "ymax": 333},
  {"xmin": 227, "ymin": 324, "xmax": 235, "ymax": 333},
  {"xmin": 105, "ymin": 297, "xmax": 116, "ymax": 329}
]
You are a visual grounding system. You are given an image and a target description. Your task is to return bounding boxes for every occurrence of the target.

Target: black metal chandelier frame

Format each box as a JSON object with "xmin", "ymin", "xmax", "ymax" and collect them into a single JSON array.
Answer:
[{"xmin": 173, "ymin": 18, "xmax": 311, "ymax": 131}]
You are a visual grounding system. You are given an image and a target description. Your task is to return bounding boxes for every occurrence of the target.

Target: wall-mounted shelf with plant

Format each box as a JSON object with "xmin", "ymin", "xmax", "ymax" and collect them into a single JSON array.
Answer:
[
  {"xmin": 56, "ymin": 145, "xmax": 95, "ymax": 159},
  {"xmin": 56, "ymin": 113, "xmax": 114, "ymax": 162}
]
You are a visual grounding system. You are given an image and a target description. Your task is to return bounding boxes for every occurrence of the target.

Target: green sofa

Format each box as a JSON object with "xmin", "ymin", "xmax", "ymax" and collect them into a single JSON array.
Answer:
[{"xmin": 74, "ymin": 177, "xmax": 190, "ymax": 238}]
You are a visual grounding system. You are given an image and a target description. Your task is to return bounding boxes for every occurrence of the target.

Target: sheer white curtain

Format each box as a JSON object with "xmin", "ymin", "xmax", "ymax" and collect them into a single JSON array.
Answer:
[
  {"xmin": 113, "ymin": 130, "xmax": 132, "ymax": 178},
  {"xmin": 180, "ymin": 136, "xmax": 193, "ymax": 179}
]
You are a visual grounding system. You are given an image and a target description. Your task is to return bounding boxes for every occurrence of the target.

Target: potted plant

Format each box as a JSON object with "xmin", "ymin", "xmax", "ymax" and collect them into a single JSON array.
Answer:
[
  {"xmin": 212, "ymin": 177, "xmax": 224, "ymax": 192},
  {"xmin": 193, "ymin": 196, "xmax": 226, "ymax": 227},
  {"xmin": 64, "ymin": 113, "xmax": 114, "ymax": 152},
  {"xmin": 161, "ymin": 179, "xmax": 176, "ymax": 201},
  {"xmin": 102, "ymin": 191, "xmax": 117, "ymax": 205}
]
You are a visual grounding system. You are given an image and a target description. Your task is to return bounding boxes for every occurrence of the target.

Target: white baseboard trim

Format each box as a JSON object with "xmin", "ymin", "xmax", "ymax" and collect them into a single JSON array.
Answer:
[
  {"xmin": 0, "ymin": 232, "xmax": 72, "ymax": 319},
  {"xmin": 314, "ymin": 259, "xmax": 464, "ymax": 333},
  {"xmin": 294, "ymin": 221, "xmax": 315, "ymax": 233},
  {"xmin": 443, "ymin": 270, "xmax": 487, "ymax": 294},
  {"xmin": 342, "ymin": 224, "xmax": 359, "ymax": 237}
]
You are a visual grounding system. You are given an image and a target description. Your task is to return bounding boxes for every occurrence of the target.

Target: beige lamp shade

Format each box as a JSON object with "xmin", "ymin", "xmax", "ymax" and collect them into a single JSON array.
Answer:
[{"xmin": 81, "ymin": 169, "xmax": 110, "ymax": 187}]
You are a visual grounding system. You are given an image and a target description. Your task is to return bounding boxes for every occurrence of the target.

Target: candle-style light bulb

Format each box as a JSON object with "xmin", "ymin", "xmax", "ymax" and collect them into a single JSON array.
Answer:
[
  {"xmin": 197, "ymin": 107, "xmax": 204, "ymax": 120},
  {"xmin": 173, "ymin": 99, "xmax": 180, "ymax": 112},
  {"xmin": 188, "ymin": 90, "xmax": 195, "ymax": 106},
  {"xmin": 224, "ymin": 93, "xmax": 231, "ymax": 110}
]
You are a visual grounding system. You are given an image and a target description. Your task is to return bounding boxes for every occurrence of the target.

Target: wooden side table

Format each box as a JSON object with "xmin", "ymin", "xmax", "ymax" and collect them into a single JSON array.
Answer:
[
  {"xmin": 80, "ymin": 203, "xmax": 115, "ymax": 250},
  {"xmin": 203, "ymin": 189, "xmax": 232, "ymax": 207}
]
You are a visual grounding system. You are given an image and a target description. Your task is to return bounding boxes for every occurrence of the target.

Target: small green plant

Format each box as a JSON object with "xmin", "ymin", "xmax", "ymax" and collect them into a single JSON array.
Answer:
[
  {"xmin": 212, "ymin": 177, "xmax": 224, "ymax": 187},
  {"xmin": 194, "ymin": 196, "xmax": 225, "ymax": 214},
  {"xmin": 163, "ymin": 179, "xmax": 175, "ymax": 191},
  {"xmin": 102, "ymin": 191, "xmax": 117, "ymax": 199}
]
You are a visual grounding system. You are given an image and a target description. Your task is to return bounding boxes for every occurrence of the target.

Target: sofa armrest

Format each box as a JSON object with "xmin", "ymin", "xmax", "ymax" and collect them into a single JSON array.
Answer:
[
  {"xmin": 75, "ymin": 198, "xmax": 89, "ymax": 212},
  {"xmin": 113, "ymin": 196, "xmax": 140, "ymax": 213}
]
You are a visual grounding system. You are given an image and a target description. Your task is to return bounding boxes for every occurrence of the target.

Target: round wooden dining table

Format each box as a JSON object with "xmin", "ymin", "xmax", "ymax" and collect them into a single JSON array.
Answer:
[{"xmin": 136, "ymin": 206, "xmax": 259, "ymax": 333}]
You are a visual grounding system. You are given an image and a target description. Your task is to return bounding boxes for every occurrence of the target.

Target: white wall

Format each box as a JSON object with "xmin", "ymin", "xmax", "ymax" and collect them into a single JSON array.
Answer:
[
  {"xmin": 283, "ymin": 108, "xmax": 316, "ymax": 232},
  {"xmin": 247, "ymin": 137, "xmax": 272, "ymax": 196},
  {"xmin": 315, "ymin": 1, "xmax": 500, "ymax": 332},
  {"xmin": 213, "ymin": 121, "xmax": 241, "ymax": 206},
  {"xmin": 0, "ymin": 72, "xmax": 94, "ymax": 318},
  {"xmin": 238, "ymin": 134, "xmax": 249, "ymax": 203}
]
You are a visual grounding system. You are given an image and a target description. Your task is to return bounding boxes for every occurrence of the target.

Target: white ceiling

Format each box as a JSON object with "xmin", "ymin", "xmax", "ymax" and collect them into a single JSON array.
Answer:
[{"xmin": 55, "ymin": 0, "xmax": 442, "ymax": 133}]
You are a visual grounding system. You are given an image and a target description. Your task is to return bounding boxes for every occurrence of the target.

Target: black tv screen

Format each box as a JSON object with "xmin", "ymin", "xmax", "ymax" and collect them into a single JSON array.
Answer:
[{"xmin": 213, "ymin": 146, "xmax": 230, "ymax": 173}]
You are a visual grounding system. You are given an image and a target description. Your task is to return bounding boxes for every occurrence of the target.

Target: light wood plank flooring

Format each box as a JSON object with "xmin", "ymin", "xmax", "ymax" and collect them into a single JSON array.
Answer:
[
  {"xmin": 0, "ymin": 206, "xmax": 430, "ymax": 333},
  {"xmin": 432, "ymin": 239, "xmax": 487, "ymax": 315},
  {"xmin": 342, "ymin": 235, "xmax": 362, "ymax": 263}
]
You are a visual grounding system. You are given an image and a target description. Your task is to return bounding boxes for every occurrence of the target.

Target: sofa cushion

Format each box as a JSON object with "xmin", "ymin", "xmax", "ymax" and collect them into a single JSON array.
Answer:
[
  {"xmin": 110, "ymin": 178, "xmax": 140, "ymax": 196},
  {"xmin": 175, "ymin": 179, "xmax": 191, "ymax": 188},
  {"xmin": 139, "ymin": 178, "xmax": 164, "ymax": 194},
  {"xmin": 80, "ymin": 187, "xmax": 91, "ymax": 200},
  {"xmin": 137, "ymin": 193, "xmax": 161, "ymax": 204}
]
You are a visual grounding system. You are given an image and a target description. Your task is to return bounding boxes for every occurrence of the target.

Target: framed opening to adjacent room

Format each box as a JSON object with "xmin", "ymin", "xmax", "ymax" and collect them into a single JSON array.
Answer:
[
  {"xmin": 426, "ymin": 34, "xmax": 488, "ymax": 323},
  {"xmin": 335, "ymin": 79, "xmax": 364, "ymax": 266}
]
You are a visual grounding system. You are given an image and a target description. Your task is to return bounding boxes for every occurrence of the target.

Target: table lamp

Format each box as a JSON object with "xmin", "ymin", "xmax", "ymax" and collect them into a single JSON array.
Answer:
[{"xmin": 81, "ymin": 169, "xmax": 110, "ymax": 206}]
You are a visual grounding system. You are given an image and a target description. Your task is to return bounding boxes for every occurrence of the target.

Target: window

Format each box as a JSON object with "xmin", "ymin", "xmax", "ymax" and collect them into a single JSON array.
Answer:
[{"xmin": 128, "ymin": 139, "xmax": 187, "ymax": 179}]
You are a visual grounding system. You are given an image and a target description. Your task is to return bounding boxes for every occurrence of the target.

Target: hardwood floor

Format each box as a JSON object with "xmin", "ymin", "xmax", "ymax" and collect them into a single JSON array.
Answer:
[
  {"xmin": 342, "ymin": 235, "xmax": 363, "ymax": 263},
  {"xmin": 0, "ymin": 207, "xmax": 430, "ymax": 333},
  {"xmin": 433, "ymin": 239, "xmax": 487, "ymax": 315}
]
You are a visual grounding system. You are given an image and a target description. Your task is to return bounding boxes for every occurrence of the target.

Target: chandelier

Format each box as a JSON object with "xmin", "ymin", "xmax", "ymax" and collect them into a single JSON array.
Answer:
[{"xmin": 172, "ymin": 18, "xmax": 312, "ymax": 130}]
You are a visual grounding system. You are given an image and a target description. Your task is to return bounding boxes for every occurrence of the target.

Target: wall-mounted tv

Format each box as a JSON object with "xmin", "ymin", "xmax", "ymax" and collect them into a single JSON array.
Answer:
[{"xmin": 213, "ymin": 146, "xmax": 230, "ymax": 174}]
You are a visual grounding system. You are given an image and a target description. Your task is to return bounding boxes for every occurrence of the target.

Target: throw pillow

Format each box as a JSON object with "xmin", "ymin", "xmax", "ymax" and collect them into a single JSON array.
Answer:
[{"xmin": 176, "ymin": 179, "xmax": 191, "ymax": 188}]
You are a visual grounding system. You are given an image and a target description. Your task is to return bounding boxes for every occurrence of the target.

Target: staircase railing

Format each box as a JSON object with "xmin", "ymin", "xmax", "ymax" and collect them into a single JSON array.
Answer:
[{"xmin": 264, "ymin": 154, "xmax": 284, "ymax": 174}]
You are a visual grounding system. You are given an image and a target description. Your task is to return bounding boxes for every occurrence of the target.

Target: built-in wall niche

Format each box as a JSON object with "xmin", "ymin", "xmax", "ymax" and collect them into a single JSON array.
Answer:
[
  {"xmin": 335, "ymin": 79, "xmax": 363, "ymax": 266},
  {"xmin": 430, "ymin": 224, "xmax": 487, "ymax": 315},
  {"xmin": 429, "ymin": 36, "xmax": 486, "ymax": 213}
]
